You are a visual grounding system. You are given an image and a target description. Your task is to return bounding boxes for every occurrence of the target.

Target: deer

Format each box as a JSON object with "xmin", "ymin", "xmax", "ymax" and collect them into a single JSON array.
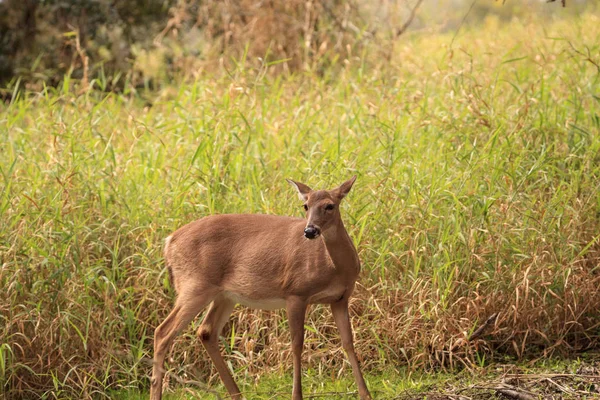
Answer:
[{"xmin": 150, "ymin": 176, "xmax": 372, "ymax": 400}]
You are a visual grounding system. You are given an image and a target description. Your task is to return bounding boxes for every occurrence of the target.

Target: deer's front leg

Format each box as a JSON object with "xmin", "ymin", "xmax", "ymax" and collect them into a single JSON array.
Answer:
[
  {"xmin": 331, "ymin": 299, "xmax": 372, "ymax": 400},
  {"xmin": 286, "ymin": 296, "xmax": 308, "ymax": 400}
]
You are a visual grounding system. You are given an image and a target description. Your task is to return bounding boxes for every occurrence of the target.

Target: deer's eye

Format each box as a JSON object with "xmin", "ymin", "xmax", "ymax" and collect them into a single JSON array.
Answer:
[
  {"xmin": 303, "ymin": 204, "xmax": 308, "ymax": 211},
  {"xmin": 325, "ymin": 204, "xmax": 335, "ymax": 211}
]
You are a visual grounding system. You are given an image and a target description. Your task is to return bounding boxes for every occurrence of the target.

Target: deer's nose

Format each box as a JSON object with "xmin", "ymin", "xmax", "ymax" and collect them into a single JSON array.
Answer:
[{"xmin": 304, "ymin": 225, "xmax": 320, "ymax": 239}]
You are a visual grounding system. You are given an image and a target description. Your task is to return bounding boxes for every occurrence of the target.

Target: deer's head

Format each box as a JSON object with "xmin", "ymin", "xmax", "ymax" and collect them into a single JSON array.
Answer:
[{"xmin": 287, "ymin": 176, "xmax": 356, "ymax": 240}]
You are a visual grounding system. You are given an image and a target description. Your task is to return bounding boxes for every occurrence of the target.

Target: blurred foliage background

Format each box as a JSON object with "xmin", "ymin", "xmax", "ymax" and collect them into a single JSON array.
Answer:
[{"xmin": 0, "ymin": 0, "xmax": 591, "ymax": 92}]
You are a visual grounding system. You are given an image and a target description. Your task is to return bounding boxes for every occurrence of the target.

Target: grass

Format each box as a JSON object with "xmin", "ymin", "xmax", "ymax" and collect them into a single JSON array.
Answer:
[
  {"xmin": 110, "ymin": 356, "xmax": 600, "ymax": 399},
  {"xmin": 110, "ymin": 368, "xmax": 453, "ymax": 399},
  {"xmin": 1, "ymin": 9, "xmax": 600, "ymax": 400}
]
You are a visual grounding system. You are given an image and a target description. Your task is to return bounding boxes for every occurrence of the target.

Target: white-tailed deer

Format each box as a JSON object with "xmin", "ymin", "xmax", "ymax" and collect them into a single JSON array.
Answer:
[{"xmin": 150, "ymin": 176, "xmax": 372, "ymax": 400}]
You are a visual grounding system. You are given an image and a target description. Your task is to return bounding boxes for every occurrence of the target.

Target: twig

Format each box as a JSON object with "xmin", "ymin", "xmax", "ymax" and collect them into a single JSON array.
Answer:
[
  {"xmin": 450, "ymin": 0, "xmax": 478, "ymax": 48},
  {"xmin": 395, "ymin": 0, "xmax": 424, "ymax": 37},
  {"xmin": 542, "ymin": 377, "xmax": 575, "ymax": 395},
  {"xmin": 469, "ymin": 312, "xmax": 498, "ymax": 341},
  {"xmin": 504, "ymin": 373, "xmax": 600, "ymax": 379},
  {"xmin": 496, "ymin": 388, "xmax": 536, "ymax": 400},
  {"xmin": 567, "ymin": 41, "xmax": 600, "ymax": 73},
  {"xmin": 450, "ymin": 312, "xmax": 498, "ymax": 352},
  {"xmin": 467, "ymin": 383, "xmax": 537, "ymax": 399},
  {"xmin": 539, "ymin": 377, "xmax": 598, "ymax": 396}
]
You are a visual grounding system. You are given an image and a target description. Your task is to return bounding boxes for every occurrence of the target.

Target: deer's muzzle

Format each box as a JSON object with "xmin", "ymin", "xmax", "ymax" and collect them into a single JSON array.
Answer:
[{"xmin": 304, "ymin": 225, "xmax": 320, "ymax": 239}]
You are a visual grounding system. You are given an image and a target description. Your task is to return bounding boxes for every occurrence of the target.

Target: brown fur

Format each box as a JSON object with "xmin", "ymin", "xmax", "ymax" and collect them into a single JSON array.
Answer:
[
  {"xmin": 165, "ymin": 214, "xmax": 357, "ymax": 302},
  {"xmin": 150, "ymin": 177, "xmax": 372, "ymax": 400}
]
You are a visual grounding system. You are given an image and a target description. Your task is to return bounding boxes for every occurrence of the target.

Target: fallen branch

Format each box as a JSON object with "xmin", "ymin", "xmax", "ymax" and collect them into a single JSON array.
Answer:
[{"xmin": 496, "ymin": 388, "xmax": 536, "ymax": 400}]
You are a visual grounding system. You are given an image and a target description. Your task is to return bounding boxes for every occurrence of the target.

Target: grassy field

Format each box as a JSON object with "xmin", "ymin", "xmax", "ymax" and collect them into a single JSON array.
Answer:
[{"xmin": 1, "ymin": 9, "xmax": 600, "ymax": 400}]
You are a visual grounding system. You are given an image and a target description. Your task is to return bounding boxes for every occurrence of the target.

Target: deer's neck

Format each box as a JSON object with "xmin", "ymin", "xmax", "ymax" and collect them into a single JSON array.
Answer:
[{"xmin": 321, "ymin": 219, "xmax": 360, "ymax": 274}]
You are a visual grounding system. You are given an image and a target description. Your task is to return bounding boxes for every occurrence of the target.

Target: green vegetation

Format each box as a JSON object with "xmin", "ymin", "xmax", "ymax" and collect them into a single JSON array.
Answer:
[
  {"xmin": 111, "ymin": 368, "xmax": 453, "ymax": 399},
  {"xmin": 1, "ymin": 8, "xmax": 600, "ymax": 400},
  {"xmin": 112, "ymin": 357, "xmax": 600, "ymax": 399}
]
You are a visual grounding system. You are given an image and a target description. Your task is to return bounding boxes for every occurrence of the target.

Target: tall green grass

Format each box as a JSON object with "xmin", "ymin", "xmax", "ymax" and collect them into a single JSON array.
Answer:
[{"xmin": 1, "ymin": 12, "xmax": 600, "ymax": 399}]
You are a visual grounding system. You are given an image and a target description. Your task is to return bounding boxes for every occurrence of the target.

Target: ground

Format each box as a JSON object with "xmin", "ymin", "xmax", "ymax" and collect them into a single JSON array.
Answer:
[{"xmin": 113, "ymin": 355, "xmax": 600, "ymax": 399}]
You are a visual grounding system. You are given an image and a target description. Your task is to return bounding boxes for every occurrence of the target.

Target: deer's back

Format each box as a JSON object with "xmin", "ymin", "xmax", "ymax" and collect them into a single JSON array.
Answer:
[{"xmin": 164, "ymin": 214, "xmax": 336, "ymax": 299}]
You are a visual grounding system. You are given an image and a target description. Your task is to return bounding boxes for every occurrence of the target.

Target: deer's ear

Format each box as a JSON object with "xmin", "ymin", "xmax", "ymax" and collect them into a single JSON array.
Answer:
[
  {"xmin": 286, "ymin": 179, "xmax": 312, "ymax": 201},
  {"xmin": 332, "ymin": 175, "xmax": 357, "ymax": 200}
]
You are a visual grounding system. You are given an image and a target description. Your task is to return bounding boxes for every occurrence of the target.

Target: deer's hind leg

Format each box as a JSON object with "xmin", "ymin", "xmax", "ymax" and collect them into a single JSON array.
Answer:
[
  {"xmin": 197, "ymin": 295, "xmax": 240, "ymax": 399},
  {"xmin": 150, "ymin": 287, "xmax": 218, "ymax": 400}
]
